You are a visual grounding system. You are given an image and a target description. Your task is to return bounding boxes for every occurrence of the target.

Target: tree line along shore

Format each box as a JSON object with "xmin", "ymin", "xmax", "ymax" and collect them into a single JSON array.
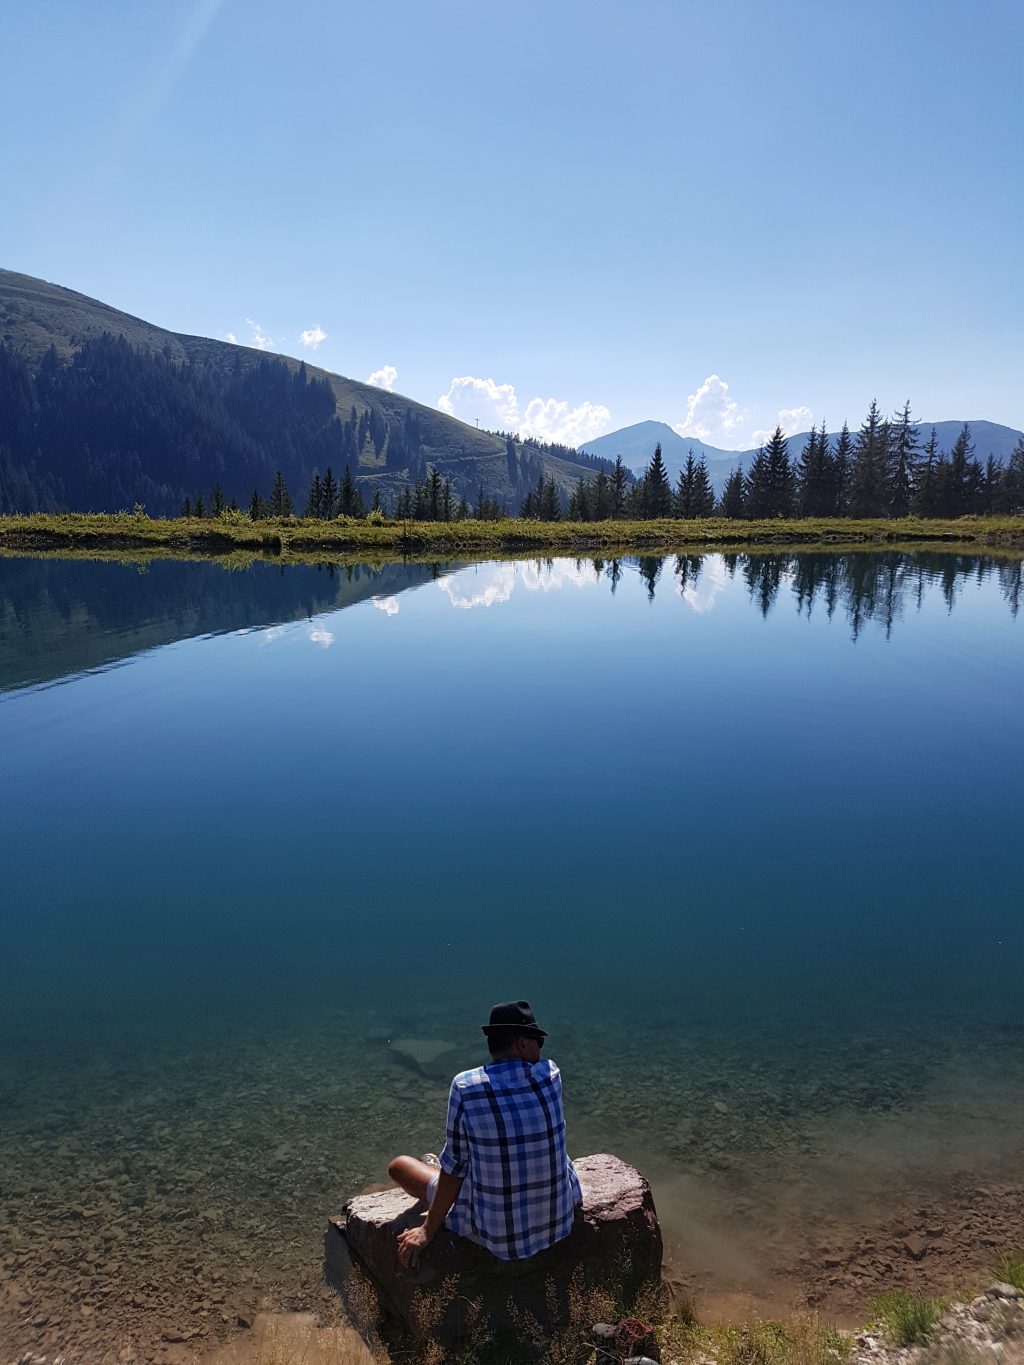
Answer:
[
  {"xmin": 1, "ymin": 511, "xmax": 1023, "ymax": 559},
  {"xmin": 145, "ymin": 411, "xmax": 1024, "ymax": 527}
]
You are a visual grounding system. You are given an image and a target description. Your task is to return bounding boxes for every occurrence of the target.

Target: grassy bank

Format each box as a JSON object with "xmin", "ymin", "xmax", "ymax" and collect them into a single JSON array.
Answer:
[{"xmin": 1, "ymin": 511, "xmax": 1023, "ymax": 562}]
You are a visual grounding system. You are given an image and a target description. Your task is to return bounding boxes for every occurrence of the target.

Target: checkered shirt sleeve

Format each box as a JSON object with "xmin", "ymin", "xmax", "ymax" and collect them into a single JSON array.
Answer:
[{"xmin": 437, "ymin": 1057, "xmax": 582, "ymax": 1261}]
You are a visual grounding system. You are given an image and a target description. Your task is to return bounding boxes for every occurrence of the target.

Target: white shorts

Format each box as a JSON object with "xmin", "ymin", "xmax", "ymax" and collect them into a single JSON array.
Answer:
[{"xmin": 425, "ymin": 1173, "xmax": 438, "ymax": 1204}]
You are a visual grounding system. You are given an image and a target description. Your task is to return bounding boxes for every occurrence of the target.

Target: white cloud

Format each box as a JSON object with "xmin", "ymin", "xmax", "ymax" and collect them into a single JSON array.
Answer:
[
  {"xmin": 437, "ymin": 564, "xmax": 517, "ymax": 610},
  {"xmin": 751, "ymin": 405, "xmax": 814, "ymax": 449},
  {"xmin": 778, "ymin": 405, "xmax": 813, "ymax": 436},
  {"xmin": 240, "ymin": 319, "xmax": 274, "ymax": 351},
  {"xmin": 672, "ymin": 375, "xmax": 815, "ymax": 451},
  {"xmin": 367, "ymin": 364, "xmax": 398, "ymax": 392},
  {"xmin": 673, "ymin": 374, "xmax": 747, "ymax": 446},
  {"xmin": 437, "ymin": 375, "xmax": 610, "ymax": 446},
  {"xmin": 436, "ymin": 560, "xmax": 596, "ymax": 610},
  {"xmin": 679, "ymin": 558, "xmax": 729, "ymax": 615},
  {"xmin": 372, "ymin": 595, "xmax": 400, "ymax": 616},
  {"xmin": 307, "ymin": 624, "xmax": 334, "ymax": 648},
  {"xmin": 520, "ymin": 397, "xmax": 611, "ymax": 446},
  {"xmin": 438, "ymin": 376, "xmax": 519, "ymax": 427},
  {"xmin": 225, "ymin": 331, "xmax": 238, "ymax": 344},
  {"xmin": 299, "ymin": 324, "xmax": 327, "ymax": 351}
]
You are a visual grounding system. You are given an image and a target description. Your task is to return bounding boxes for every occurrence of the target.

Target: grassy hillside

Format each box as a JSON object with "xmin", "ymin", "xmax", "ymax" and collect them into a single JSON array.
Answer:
[{"xmin": 0, "ymin": 268, "xmax": 612, "ymax": 515}]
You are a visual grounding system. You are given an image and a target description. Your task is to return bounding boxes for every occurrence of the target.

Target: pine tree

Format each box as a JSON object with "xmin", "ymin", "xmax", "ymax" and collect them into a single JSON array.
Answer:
[
  {"xmin": 522, "ymin": 471, "xmax": 545, "ymax": 519},
  {"xmin": 947, "ymin": 423, "xmax": 983, "ymax": 515},
  {"xmin": 269, "ymin": 470, "xmax": 292, "ymax": 517},
  {"xmin": 593, "ymin": 470, "xmax": 611, "ymax": 520},
  {"xmin": 982, "ymin": 455, "xmax": 1000, "ymax": 514},
  {"xmin": 675, "ymin": 450, "xmax": 698, "ymax": 518},
  {"xmin": 797, "ymin": 423, "xmax": 837, "ymax": 518},
  {"xmin": 887, "ymin": 401, "xmax": 917, "ymax": 518},
  {"xmin": 914, "ymin": 427, "xmax": 941, "ymax": 516},
  {"xmin": 767, "ymin": 427, "xmax": 796, "ymax": 517},
  {"xmin": 249, "ymin": 488, "xmax": 262, "ymax": 521},
  {"xmin": 692, "ymin": 455, "xmax": 715, "ymax": 517},
  {"xmin": 611, "ymin": 455, "xmax": 628, "ymax": 519},
  {"xmin": 645, "ymin": 443, "xmax": 672, "ymax": 518},
  {"xmin": 321, "ymin": 465, "xmax": 338, "ymax": 519},
  {"xmin": 568, "ymin": 476, "xmax": 591, "ymax": 521},
  {"xmin": 850, "ymin": 400, "xmax": 888, "ymax": 517},
  {"xmin": 427, "ymin": 465, "xmax": 442, "ymax": 520},
  {"xmin": 797, "ymin": 427, "xmax": 819, "ymax": 516},
  {"xmin": 746, "ymin": 427, "xmax": 794, "ymax": 518},
  {"xmin": 999, "ymin": 435, "xmax": 1024, "ymax": 514},
  {"xmin": 181, "ymin": 496, "xmax": 192, "ymax": 518},
  {"xmin": 211, "ymin": 483, "xmax": 225, "ymax": 516},
  {"xmin": 745, "ymin": 447, "xmax": 770, "ymax": 519},
  {"xmin": 305, "ymin": 472, "xmax": 323, "ymax": 518},
  {"xmin": 339, "ymin": 464, "xmax": 363, "ymax": 517},
  {"xmin": 541, "ymin": 474, "xmax": 561, "ymax": 521},
  {"xmin": 718, "ymin": 466, "xmax": 746, "ymax": 518},
  {"xmin": 833, "ymin": 421, "xmax": 853, "ymax": 516}
]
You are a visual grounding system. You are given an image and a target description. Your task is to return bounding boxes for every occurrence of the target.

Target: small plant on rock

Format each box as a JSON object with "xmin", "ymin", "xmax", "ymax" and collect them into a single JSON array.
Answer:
[
  {"xmin": 997, "ymin": 1250, "xmax": 1024, "ymax": 1293},
  {"xmin": 871, "ymin": 1289, "xmax": 946, "ymax": 1347}
]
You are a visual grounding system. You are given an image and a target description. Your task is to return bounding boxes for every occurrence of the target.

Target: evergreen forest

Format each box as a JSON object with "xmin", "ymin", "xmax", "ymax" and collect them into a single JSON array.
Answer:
[
  {"xmin": 0, "ymin": 336, "xmax": 617, "ymax": 517},
  {"xmin": 1, "ymin": 332, "xmax": 1022, "ymax": 523},
  {"xmin": 555, "ymin": 406, "xmax": 1024, "ymax": 524}
]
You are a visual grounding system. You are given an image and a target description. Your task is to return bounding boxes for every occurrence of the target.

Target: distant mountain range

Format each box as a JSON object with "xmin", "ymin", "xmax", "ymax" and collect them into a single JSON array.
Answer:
[
  {"xmin": 580, "ymin": 419, "xmax": 1024, "ymax": 494},
  {"xmin": 0, "ymin": 268, "xmax": 616, "ymax": 515}
]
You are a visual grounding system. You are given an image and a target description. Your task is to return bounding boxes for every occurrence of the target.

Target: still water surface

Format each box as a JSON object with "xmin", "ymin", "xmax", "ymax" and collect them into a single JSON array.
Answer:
[{"xmin": 1, "ymin": 550, "xmax": 1022, "ymax": 1354}]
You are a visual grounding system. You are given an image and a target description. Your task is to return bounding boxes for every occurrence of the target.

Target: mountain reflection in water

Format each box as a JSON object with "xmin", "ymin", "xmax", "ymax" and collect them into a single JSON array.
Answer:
[{"xmin": 1, "ymin": 550, "xmax": 1019, "ymax": 694}]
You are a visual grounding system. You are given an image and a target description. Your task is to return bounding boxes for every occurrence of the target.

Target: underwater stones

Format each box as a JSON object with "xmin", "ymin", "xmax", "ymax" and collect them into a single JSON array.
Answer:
[
  {"xmin": 386, "ymin": 1037, "xmax": 463, "ymax": 1080},
  {"xmin": 326, "ymin": 1153, "xmax": 662, "ymax": 1351}
]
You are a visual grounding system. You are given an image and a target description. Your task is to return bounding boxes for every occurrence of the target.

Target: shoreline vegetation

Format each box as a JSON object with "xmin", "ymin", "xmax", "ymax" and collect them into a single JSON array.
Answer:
[
  {"xmin": 7, "ymin": 1264, "xmax": 1023, "ymax": 1365},
  {"xmin": 2, "ymin": 512, "xmax": 1023, "ymax": 563}
]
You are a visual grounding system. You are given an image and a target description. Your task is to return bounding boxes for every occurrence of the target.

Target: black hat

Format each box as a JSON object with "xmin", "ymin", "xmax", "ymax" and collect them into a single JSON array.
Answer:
[{"xmin": 482, "ymin": 1000, "xmax": 548, "ymax": 1039}]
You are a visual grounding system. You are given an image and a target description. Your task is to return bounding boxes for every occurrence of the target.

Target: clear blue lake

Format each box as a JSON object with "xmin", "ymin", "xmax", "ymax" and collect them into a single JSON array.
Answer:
[{"xmin": 1, "ymin": 549, "xmax": 1022, "ymax": 1354}]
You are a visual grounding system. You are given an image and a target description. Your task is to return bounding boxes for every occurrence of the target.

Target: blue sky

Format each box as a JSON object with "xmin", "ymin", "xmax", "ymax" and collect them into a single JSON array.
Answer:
[{"xmin": 3, "ymin": 0, "xmax": 1021, "ymax": 448}]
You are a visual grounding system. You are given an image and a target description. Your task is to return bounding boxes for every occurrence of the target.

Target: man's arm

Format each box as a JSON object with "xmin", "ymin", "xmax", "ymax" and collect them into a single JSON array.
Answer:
[{"xmin": 396, "ymin": 1170, "xmax": 463, "ymax": 1268}]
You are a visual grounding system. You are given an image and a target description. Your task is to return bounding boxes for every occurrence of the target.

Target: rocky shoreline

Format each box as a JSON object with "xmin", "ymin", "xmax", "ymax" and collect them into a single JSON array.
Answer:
[
  {"xmin": 2, "ymin": 1011, "xmax": 1022, "ymax": 1362},
  {"xmin": 6, "ymin": 1282, "xmax": 1024, "ymax": 1365},
  {"xmin": 852, "ymin": 1280, "xmax": 1024, "ymax": 1364}
]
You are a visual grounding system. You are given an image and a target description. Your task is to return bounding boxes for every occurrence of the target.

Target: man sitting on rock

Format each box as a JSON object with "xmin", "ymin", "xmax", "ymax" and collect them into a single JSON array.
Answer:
[{"xmin": 389, "ymin": 1000, "xmax": 582, "ymax": 1268}]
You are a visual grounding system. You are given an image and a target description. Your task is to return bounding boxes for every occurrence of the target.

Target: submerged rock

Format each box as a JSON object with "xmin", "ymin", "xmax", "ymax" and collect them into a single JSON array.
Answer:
[
  {"xmin": 325, "ymin": 1152, "xmax": 662, "ymax": 1354},
  {"xmin": 386, "ymin": 1038, "xmax": 465, "ymax": 1079}
]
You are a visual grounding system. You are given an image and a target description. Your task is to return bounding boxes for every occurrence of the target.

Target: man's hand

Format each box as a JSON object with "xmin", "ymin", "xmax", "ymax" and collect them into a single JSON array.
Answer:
[
  {"xmin": 394, "ymin": 1168, "xmax": 462, "ymax": 1270},
  {"xmin": 396, "ymin": 1220, "xmax": 433, "ymax": 1268}
]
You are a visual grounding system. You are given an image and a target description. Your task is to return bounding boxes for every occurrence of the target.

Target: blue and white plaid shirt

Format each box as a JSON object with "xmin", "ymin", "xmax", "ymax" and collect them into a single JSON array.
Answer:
[{"xmin": 438, "ymin": 1057, "xmax": 582, "ymax": 1260}]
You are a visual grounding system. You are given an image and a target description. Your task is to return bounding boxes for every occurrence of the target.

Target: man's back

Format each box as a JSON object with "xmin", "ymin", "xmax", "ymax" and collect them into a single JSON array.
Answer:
[{"xmin": 438, "ymin": 1056, "xmax": 582, "ymax": 1260}]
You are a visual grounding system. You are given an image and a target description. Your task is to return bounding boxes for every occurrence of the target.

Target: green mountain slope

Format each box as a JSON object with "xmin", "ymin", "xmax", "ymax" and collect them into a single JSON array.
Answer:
[{"xmin": 0, "ymin": 268, "xmax": 611, "ymax": 515}]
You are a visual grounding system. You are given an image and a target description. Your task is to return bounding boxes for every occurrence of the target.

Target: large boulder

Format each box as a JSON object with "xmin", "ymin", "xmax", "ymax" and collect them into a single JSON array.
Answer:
[{"xmin": 325, "ymin": 1154, "xmax": 662, "ymax": 1353}]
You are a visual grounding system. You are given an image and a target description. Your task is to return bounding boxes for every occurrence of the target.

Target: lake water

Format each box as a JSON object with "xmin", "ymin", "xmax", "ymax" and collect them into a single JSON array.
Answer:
[{"xmin": 1, "ymin": 549, "xmax": 1023, "ymax": 1359}]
